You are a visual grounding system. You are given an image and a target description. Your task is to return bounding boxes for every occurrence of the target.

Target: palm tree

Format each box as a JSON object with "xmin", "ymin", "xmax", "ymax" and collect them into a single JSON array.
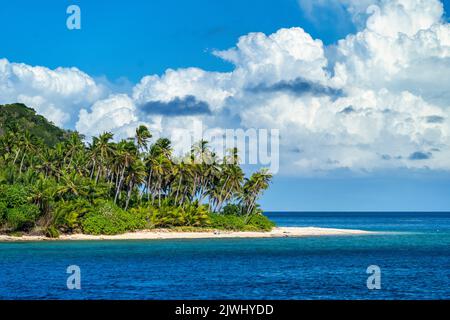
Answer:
[
  {"xmin": 190, "ymin": 140, "xmax": 216, "ymax": 203},
  {"xmin": 36, "ymin": 149, "xmax": 55, "ymax": 178},
  {"xmin": 18, "ymin": 132, "xmax": 36, "ymax": 173},
  {"xmin": 172, "ymin": 160, "xmax": 186, "ymax": 205},
  {"xmin": 153, "ymin": 138, "xmax": 172, "ymax": 157},
  {"xmin": 134, "ymin": 125, "xmax": 152, "ymax": 153},
  {"xmin": 152, "ymin": 153, "xmax": 172, "ymax": 207},
  {"xmin": 113, "ymin": 140, "xmax": 137, "ymax": 204},
  {"xmin": 63, "ymin": 132, "xmax": 84, "ymax": 168},
  {"xmin": 93, "ymin": 132, "xmax": 115, "ymax": 183},
  {"xmin": 144, "ymin": 138, "xmax": 172, "ymax": 202},
  {"xmin": 215, "ymin": 164, "xmax": 244, "ymax": 212},
  {"xmin": 124, "ymin": 159, "xmax": 146, "ymax": 210},
  {"xmin": 240, "ymin": 169, "xmax": 273, "ymax": 222},
  {"xmin": 30, "ymin": 175, "xmax": 56, "ymax": 215},
  {"xmin": 192, "ymin": 139, "xmax": 212, "ymax": 164},
  {"xmin": 55, "ymin": 170, "xmax": 89, "ymax": 199}
]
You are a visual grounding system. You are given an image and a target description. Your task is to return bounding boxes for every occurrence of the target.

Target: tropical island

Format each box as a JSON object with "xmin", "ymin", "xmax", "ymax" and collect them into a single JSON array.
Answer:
[
  {"xmin": 0, "ymin": 103, "xmax": 374, "ymax": 241},
  {"xmin": 0, "ymin": 103, "xmax": 278, "ymax": 237}
]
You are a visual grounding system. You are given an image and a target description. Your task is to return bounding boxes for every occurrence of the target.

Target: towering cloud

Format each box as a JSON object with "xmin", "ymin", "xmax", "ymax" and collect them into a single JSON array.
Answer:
[{"xmin": 2, "ymin": 0, "xmax": 449, "ymax": 174}]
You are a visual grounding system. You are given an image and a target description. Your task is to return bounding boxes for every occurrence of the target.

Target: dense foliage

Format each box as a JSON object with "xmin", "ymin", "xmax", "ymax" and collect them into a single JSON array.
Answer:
[
  {"xmin": 0, "ymin": 104, "xmax": 274, "ymax": 236},
  {"xmin": 0, "ymin": 104, "xmax": 70, "ymax": 146}
]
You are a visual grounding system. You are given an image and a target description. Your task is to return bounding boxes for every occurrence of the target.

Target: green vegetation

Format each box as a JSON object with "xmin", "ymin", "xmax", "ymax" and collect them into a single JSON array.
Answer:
[
  {"xmin": 209, "ymin": 213, "xmax": 275, "ymax": 231},
  {"xmin": 0, "ymin": 103, "xmax": 70, "ymax": 146},
  {"xmin": 81, "ymin": 201, "xmax": 147, "ymax": 235},
  {"xmin": 0, "ymin": 103, "xmax": 274, "ymax": 237}
]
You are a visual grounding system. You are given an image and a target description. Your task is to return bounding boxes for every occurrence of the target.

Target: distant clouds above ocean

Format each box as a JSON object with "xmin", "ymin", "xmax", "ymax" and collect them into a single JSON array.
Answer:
[{"xmin": 1, "ymin": 0, "xmax": 449, "ymax": 175}]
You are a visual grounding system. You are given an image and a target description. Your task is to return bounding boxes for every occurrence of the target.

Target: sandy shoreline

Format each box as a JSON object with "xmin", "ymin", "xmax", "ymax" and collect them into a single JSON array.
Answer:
[{"xmin": 0, "ymin": 227, "xmax": 377, "ymax": 242}]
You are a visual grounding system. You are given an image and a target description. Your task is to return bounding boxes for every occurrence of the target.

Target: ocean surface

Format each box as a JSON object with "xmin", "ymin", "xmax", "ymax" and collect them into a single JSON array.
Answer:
[{"xmin": 1, "ymin": 212, "xmax": 450, "ymax": 300}]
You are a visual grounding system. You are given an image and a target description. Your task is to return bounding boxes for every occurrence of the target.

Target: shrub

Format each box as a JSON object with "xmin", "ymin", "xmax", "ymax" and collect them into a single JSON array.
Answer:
[
  {"xmin": 0, "ymin": 201, "xmax": 6, "ymax": 224},
  {"xmin": 0, "ymin": 184, "xmax": 29, "ymax": 208},
  {"xmin": 209, "ymin": 213, "xmax": 275, "ymax": 231},
  {"xmin": 53, "ymin": 199, "xmax": 92, "ymax": 233},
  {"xmin": 149, "ymin": 204, "xmax": 185, "ymax": 227},
  {"xmin": 0, "ymin": 184, "xmax": 40, "ymax": 231},
  {"xmin": 45, "ymin": 226, "xmax": 60, "ymax": 238},
  {"xmin": 143, "ymin": 201, "xmax": 210, "ymax": 228},
  {"xmin": 81, "ymin": 201, "xmax": 147, "ymax": 235},
  {"xmin": 179, "ymin": 203, "xmax": 210, "ymax": 227},
  {"xmin": 244, "ymin": 214, "xmax": 275, "ymax": 231},
  {"xmin": 5, "ymin": 204, "xmax": 40, "ymax": 231},
  {"xmin": 221, "ymin": 203, "xmax": 243, "ymax": 216},
  {"xmin": 209, "ymin": 213, "xmax": 246, "ymax": 230}
]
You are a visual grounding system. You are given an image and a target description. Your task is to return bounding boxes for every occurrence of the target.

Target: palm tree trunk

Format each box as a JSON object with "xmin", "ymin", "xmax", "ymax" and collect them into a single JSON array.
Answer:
[
  {"xmin": 191, "ymin": 176, "xmax": 197, "ymax": 199},
  {"xmin": 180, "ymin": 186, "xmax": 187, "ymax": 206},
  {"xmin": 174, "ymin": 174, "xmax": 182, "ymax": 204},
  {"xmin": 115, "ymin": 170, "xmax": 120, "ymax": 189},
  {"xmin": 244, "ymin": 196, "xmax": 257, "ymax": 224},
  {"xmin": 90, "ymin": 160, "xmax": 96, "ymax": 179},
  {"xmin": 158, "ymin": 179, "xmax": 162, "ymax": 207},
  {"xmin": 219, "ymin": 176, "xmax": 230, "ymax": 199},
  {"xmin": 114, "ymin": 166, "xmax": 126, "ymax": 203},
  {"xmin": 218, "ymin": 187, "xmax": 234, "ymax": 213},
  {"xmin": 13, "ymin": 148, "xmax": 21, "ymax": 165},
  {"xmin": 216, "ymin": 176, "xmax": 231, "ymax": 212},
  {"xmin": 125, "ymin": 180, "xmax": 133, "ymax": 210},
  {"xmin": 19, "ymin": 152, "xmax": 26, "ymax": 172},
  {"xmin": 147, "ymin": 169, "xmax": 153, "ymax": 201},
  {"xmin": 95, "ymin": 167, "xmax": 101, "ymax": 184}
]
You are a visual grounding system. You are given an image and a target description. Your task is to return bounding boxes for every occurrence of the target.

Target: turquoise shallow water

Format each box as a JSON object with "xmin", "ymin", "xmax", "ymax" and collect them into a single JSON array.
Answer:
[{"xmin": 0, "ymin": 212, "xmax": 449, "ymax": 300}]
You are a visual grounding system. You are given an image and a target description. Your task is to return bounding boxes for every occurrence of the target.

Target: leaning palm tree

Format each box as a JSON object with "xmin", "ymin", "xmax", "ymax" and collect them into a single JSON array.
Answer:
[
  {"xmin": 240, "ymin": 168, "xmax": 273, "ymax": 222},
  {"xmin": 215, "ymin": 164, "xmax": 244, "ymax": 212}
]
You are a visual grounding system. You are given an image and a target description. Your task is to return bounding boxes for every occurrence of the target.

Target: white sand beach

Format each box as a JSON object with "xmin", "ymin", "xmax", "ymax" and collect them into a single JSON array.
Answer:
[{"xmin": 0, "ymin": 227, "xmax": 377, "ymax": 242}]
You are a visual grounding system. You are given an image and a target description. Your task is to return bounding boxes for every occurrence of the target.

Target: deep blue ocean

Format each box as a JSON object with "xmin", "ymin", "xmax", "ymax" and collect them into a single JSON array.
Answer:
[{"xmin": 1, "ymin": 212, "xmax": 449, "ymax": 300}]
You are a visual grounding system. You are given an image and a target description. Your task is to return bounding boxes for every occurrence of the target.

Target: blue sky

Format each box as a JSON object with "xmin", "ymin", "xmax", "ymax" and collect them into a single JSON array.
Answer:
[
  {"xmin": 1, "ymin": 0, "xmax": 450, "ymax": 211},
  {"xmin": 0, "ymin": 0, "xmax": 355, "ymax": 81},
  {"xmin": 262, "ymin": 173, "xmax": 450, "ymax": 211}
]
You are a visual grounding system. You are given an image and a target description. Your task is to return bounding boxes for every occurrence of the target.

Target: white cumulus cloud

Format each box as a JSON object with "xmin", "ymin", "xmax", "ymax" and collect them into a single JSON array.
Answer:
[
  {"xmin": 0, "ymin": 59, "xmax": 106, "ymax": 126},
  {"xmin": 2, "ymin": 0, "xmax": 450, "ymax": 175}
]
